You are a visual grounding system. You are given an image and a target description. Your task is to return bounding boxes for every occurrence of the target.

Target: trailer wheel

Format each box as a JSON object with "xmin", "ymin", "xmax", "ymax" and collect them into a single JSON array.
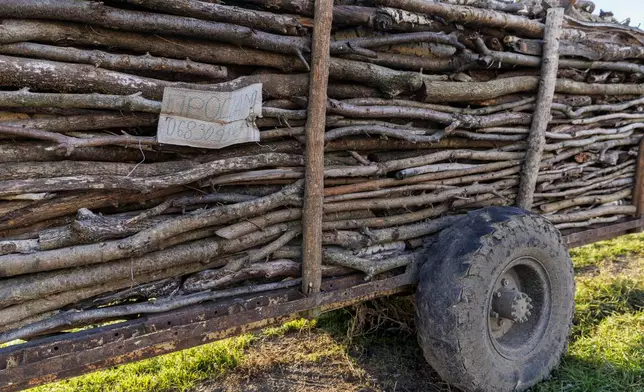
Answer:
[{"xmin": 415, "ymin": 207, "xmax": 574, "ymax": 392}]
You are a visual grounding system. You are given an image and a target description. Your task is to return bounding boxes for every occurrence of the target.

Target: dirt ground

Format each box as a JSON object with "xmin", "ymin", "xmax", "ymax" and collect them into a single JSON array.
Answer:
[
  {"xmin": 192, "ymin": 297, "xmax": 456, "ymax": 392},
  {"xmin": 193, "ymin": 328, "xmax": 450, "ymax": 392}
]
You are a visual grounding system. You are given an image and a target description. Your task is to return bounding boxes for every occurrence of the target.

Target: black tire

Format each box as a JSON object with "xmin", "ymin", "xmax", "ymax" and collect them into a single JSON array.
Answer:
[{"xmin": 415, "ymin": 207, "xmax": 574, "ymax": 392}]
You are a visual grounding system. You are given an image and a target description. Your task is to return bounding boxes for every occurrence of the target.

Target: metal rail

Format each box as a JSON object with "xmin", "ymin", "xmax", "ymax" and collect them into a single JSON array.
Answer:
[{"xmin": 0, "ymin": 272, "xmax": 415, "ymax": 391}]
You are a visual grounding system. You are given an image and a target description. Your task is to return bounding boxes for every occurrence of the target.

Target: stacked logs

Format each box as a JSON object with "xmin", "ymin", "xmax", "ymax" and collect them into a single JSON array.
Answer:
[{"xmin": 0, "ymin": 0, "xmax": 642, "ymax": 343}]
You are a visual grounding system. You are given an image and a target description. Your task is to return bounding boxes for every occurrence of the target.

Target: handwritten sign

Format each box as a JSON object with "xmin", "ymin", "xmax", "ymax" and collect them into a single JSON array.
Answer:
[{"xmin": 157, "ymin": 84, "xmax": 262, "ymax": 149}]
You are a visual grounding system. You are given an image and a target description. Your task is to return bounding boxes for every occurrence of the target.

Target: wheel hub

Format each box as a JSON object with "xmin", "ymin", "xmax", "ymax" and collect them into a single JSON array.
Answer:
[{"xmin": 492, "ymin": 289, "xmax": 533, "ymax": 323}]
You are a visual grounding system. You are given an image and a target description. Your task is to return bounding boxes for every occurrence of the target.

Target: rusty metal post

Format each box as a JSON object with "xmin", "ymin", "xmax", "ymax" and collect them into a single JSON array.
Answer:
[
  {"xmin": 516, "ymin": 7, "xmax": 564, "ymax": 210},
  {"xmin": 302, "ymin": 0, "xmax": 333, "ymax": 295},
  {"xmin": 632, "ymin": 137, "xmax": 644, "ymax": 231}
]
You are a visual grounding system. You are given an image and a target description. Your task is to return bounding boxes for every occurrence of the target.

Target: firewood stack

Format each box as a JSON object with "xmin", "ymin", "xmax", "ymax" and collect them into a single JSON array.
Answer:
[{"xmin": 0, "ymin": 0, "xmax": 642, "ymax": 342}]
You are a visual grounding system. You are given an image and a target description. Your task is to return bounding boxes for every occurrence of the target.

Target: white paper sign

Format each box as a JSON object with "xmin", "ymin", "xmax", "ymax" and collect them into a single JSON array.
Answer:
[{"xmin": 157, "ymin": 84, "xmax": 262, "ymax": 149}]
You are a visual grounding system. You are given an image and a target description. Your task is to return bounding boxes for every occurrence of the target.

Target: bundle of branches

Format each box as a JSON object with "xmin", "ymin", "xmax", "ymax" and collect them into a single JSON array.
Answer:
[{"xmin": 0, "ymin": 0, "xmax": 641, "ymax": 343}]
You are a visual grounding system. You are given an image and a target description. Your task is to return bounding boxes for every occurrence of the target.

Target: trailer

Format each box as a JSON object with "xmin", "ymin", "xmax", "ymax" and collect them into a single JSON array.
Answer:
[{"xmin": 0, "ymin": 0, "xmax": 643, "ymax": 391}]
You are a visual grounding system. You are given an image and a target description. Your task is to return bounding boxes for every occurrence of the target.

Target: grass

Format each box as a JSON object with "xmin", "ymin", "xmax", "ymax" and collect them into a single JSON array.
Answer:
[{"xmin": 27, "ymin": 234, "xmax": 644, "ymax": 392}]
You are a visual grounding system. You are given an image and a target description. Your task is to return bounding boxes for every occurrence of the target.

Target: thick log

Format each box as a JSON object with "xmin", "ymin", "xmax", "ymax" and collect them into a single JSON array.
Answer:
[
  {"xmin": 377, "ymin": 0, "xmax": 545, "ymax": 37},
  {"xmin": 0, "ymin": 0, "xmax": 311, "ymax": 56},
  {"xmin": 0, "ymin": 153, "xmax": 303, "ymax": 196},
  {"xmin": 517, "ymin": 8, "xmax": 564, "ymax": 210},
  {"xmin": 0, "ymin": 55, "xmax": 311, "ymax": 100},
  {"xmin": 0, "ymin": 90, "xmax": 161, "ymax": 113},
  {"xmin": 0, "ymin": 112, "xmax": 157, "ymax": 133},
  {"xmin": 0, "ymin": 161, "xmax": 196, "ymax": 181},
  {"xmin": 0, "ymin": 43, "xmax": 228, "ymax": 80},
  {"xmin": 121, "ymin": 0, "xmax": 308, "ymax": 35},
  {"xmin": 419, "ymin": 76, "xmax": 644, "ymax": 103},
  {"xmin": 0, "ymin": 20, "xmax": 302, "ymax": 72}
]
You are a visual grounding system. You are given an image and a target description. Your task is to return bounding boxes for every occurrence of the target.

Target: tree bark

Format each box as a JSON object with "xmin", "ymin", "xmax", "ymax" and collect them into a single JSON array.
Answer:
[
  {"xmin": 121, "ymin": 0, "xmax": 308, "ymax": 36},
  {"xmin": 0, "ymin": 90, "xmax": 161, "ymax": 113},
  {"xmin": 517, "ymin": 8, "xmax": 564, "ymax": 210},
  {"xmin": 0, "ymin": 43, "xmax": 228, "ymax": 80},
  {"xmin": 0, "ymin": 0, "xmax": 310, "ymax": 56},
  {"xmin": 0, "ymin": 153, "xmax": 303, "ymax": 196},
  {"xmin": 420, "ymin": 76, "xmax": 644, "ymax": 103},
  {"xmin": 0, "ymin": 20, "xmax": 302, "ymax": 72}
]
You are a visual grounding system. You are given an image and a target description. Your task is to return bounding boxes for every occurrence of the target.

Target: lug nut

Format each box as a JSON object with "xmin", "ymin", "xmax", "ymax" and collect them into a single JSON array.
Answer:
[
  {"xmin": 527, "ymin": 304, "xmax": 533, "ymax": 310},
  {"xmin": 496, "ymin": 292, "xmax": 502, "ymax": 298},
  {"xmin": 501, "ymin": 278, "xmax": 509, "ymax": 286},
  {"xmin": 526, "ymin": 311, "xmax": 532, "ymax": 317},
  {"xmin": 498, "ymin": 319, "xmax": 504, "ymax": 326}
]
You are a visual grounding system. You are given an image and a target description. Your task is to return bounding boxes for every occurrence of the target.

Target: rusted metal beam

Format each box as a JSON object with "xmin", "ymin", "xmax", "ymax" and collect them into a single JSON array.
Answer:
[
  {"xmin": 302, "ymin": 0, "xmax": 334, "ymax": 296},
  {"xmin": 562, "ymin": 218, "xmax": 644, "ymax": 248},
  {"xmin": 517, "ymin": 7, "xmax": 564, "ymax": 209},
  {"xmin": 0, "ymin": 273, "xmax": 414, "ymax": 392},
  {"xmin": 632, "ymin": 137, "xmax": 644, "ymax": 232}
]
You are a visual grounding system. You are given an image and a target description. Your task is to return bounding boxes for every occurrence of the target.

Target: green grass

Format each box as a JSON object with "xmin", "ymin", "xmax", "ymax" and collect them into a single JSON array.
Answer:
[
  {"xmin": 533, "ymin": 236, "xmax": 644, "ymax": 392},
  {"xmin": 26, "ymin": 235, "xmax": 644, "ymax": 392},
  {"xmin": 32, "ymin": 335, "xmax": 254, "ymax": 392}
]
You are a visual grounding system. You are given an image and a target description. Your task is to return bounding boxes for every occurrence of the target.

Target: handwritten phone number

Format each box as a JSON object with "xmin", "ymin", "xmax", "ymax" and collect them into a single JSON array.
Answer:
[{"xmin": 163, "ymin": 117, "xmax": 244, "ymax": 143}]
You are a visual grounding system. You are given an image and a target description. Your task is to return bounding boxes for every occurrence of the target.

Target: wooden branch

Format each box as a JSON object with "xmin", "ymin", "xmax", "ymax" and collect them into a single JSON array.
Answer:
[
  {"xmin": 0, "ymin": 280, "xmax": 302, "ymax": 343},
  {"xmin": 0, "ymin": 90, "xmax": 161, "ymax": 112},
  {"xmin": 120, "ymin": 180, "xmax": 304, "ymax": 253},
  {"xmin": 324, "ymin": 160, "xmax": 519, "ymax": 196},
  {"xmin": 517, "ymin": 8, "xmax": 564, "ymax": 210},
  {"xmin": 0, "ymin": 153, "xmax": 303, "ymax": 196},
  {"xmin": 0, "ymin": 181, "xmax": 303, "ymax": 277},
  {"xmin": 0, "ymin": 0, "xmax": 310, "ymax": 55},
  {"xmin": 302, "ymin": 0, "xmax": 333, "ymax": 296},
  {"xmin": 555, "ymin": 216, "xmax": 624, "ymax": 230},
  {"xmin": 322, "ymin": 215, "xmax": 462, "ymax": 248},
  {"xmin": 0, "ymin": 20, "xmax": 302, "ymax": 72},
  {"xmin": 547, "ymin": 205, "xmax": 636, "ymax": 224},
  {"xmin": 327, "ymin": 99, "xmax": 532, "ymax": 128},
  {"xmin": 420, "ymin": 76, "xmax": 644, "ymax": 103},
  {"xmin": 331, "ymin": 31, "xmax": 464, "ymax": 57},
  {"xmin": 0, "ymin": 43, "xmax": 228, "ymax": 80},
  {"xmin": 324, "ymin": 179, "xmax": 518, "ymax": 213},
  {"xmin": 539, "ymin": 189, "xmax": 631, "ymax": 213},
  {"xmin": 323, "ymin": 248, "xmax": 420, "ymax": 279},
  {"xmin": 0, "ymin": 55, "xmax": 312, "ymax": 100},
  {"xmin": 476, "ymin": 38, "xmax": 644, "ymax": 73},
  {"xmin": 0, "ymin": 161, "xmax": 196, "ymax": 181},
  {"xmin": 0, "ymin": 225, "xmax": 290, "ymax": 307},
  {"xmin": 121, "ymin": 0, "xmax": 308, "ymax": 36},
  {"xmin": 377, "ymin": 0, "xmax": 545, "ymax": 37},
  {"xmin": 0, "ymin": 112, "xmax": 158, "ymax": 133},
  {"xmin": 324, "ymin": 125, "xmax": 443, "ymax": 143},
  {"xmin": 0, "ymin": 125, "xmax": 156, "ymax": 156}
]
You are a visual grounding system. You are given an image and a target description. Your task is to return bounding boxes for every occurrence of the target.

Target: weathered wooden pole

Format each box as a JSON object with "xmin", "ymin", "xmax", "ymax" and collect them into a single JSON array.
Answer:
[
  {"xmin": 302, "ymin": 0, "xmax": 333, "ymax": 295},
  {"xmin": 517, "ymin": 7, "xmax": 564, "ymax": 210}
]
